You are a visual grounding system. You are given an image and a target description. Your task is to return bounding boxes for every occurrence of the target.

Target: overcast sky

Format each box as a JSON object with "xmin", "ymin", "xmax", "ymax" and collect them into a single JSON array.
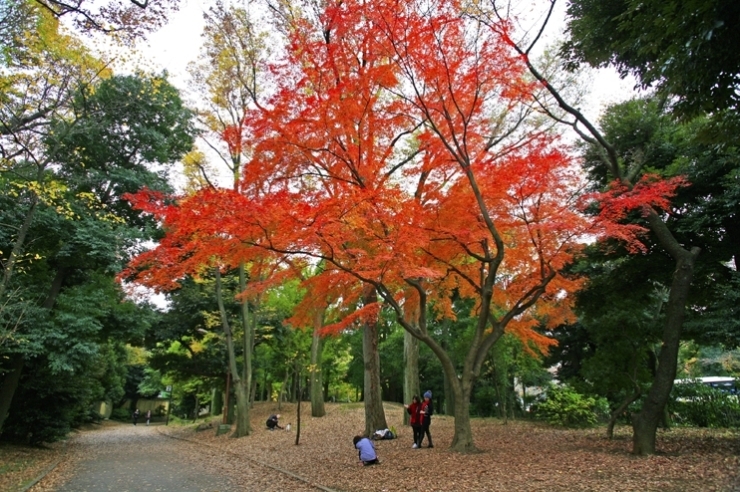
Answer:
[{"xmin": 131, "ymin": 0, "xmax": 637, "ymax": 123}]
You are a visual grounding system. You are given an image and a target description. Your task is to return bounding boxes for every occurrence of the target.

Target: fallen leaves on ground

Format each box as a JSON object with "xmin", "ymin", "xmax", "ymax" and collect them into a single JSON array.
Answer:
[
  {"xmin": 3, "ymin": 402, "xmax": 739, "ymax": 492},
  {"xmin": 0, "ymin": 436, "xmax": 69, "ymax": 491},
  {"xmin": 166, "ymin": 402, "xmax": 740, "ymax": 492}
]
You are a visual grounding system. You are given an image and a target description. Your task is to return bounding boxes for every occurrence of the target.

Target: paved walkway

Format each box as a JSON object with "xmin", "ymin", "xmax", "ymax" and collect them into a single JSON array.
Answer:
[{"xmin": 52, "ymin": 423, "xmax": 237, "ymax": 492}]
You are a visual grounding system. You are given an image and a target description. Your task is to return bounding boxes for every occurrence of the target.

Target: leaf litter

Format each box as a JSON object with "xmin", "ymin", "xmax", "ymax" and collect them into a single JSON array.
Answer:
[{"xmin": 3, "ymin": 402, "xmax": 738, "ymax": 492}]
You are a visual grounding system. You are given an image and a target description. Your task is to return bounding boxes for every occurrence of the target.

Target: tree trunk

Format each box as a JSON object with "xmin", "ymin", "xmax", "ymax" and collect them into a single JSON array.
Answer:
[
  {"xmin": 296, "ymin": 368, "xmax": 302, "ymax": 445},
  {"xmin": 233, "ymin": 380, "xmax": 249, "ymax": 435},
  {"xmin": 403, "ymin": 329, "xmax": 420, "ymax": 425},
  {"xmin": 214, "ymin": 268, "xmax": 250, "ymax": 437},
  {"xmin": 0, "ymin": 196, "xmax": 37, "ymax": 301},
  {"xmin": 238, "ymin": 264, "xmax": 252, "ymax": 434},
  {"xmin": 310, "ymin": 308, "xmax": 326, "ymax": 417},
  {"xmin": 632, "ymin": 243, "xmax": 699, "ymax": 454},
  {"xmin": 212, "ymin": 387, "xmax": 223, "ymax": 416},
  {"xmin": 0, "ymin": 354, "xmax": 23, "ymax": 433},
  {"xmin": 443, "ymin": 369, "xmax": 455, "ymax": 416},
  {"xmin": 362, "ymin": 288, "xmax": 387, "ymax": 436},
  {"xmin": 249, "ymin": 374, "xmax": 257, "ymax": 408},
  {"xmin": 608, "ymin": 390, "xmax": 641, "ymax": 439},
  {"xmin": 223, "ymin": 372, "xmax": 231, "ymax": 424},
  {"xmin": 449, "ymin": 380, "xmax": 476, "ymax": 452},
  {"xmin": 278, "ymin": 369, "xmax": 290, "ymax": 410}
]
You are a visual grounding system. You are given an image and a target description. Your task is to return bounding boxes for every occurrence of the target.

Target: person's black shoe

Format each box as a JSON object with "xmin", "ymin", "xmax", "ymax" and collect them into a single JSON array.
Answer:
[{"xmin": 428, "ymin": 444, "xmax": 434, "ymax": 448}]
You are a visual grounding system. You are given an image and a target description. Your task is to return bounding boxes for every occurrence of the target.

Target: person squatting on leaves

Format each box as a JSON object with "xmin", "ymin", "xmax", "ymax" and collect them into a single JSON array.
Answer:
[
  {"xmin": 266, "ymin": 414, "xmax": 283, "ymax": 430},
  {"xmin": 404, "ymin": 395, "xmax": 423, "ymax": 448},
  {"xmin": 353, "ymin": 435, "xmax": 379, "ymax": 466},
  {"xmin": 420, "ymin": 390, "xmax": 434, "ymax": 448}
]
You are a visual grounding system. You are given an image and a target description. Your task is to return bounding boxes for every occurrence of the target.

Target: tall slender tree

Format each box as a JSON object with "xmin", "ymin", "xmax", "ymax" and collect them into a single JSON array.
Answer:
[{"xmin": 471, "ymin": 0, "xmax": 705, "ymax": 454}]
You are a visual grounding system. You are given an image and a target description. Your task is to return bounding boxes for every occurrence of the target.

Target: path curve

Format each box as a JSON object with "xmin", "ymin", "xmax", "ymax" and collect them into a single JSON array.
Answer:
[
  {"xmin": 48, "ymin": 422, "xmax": 237, "ymax": 492},
  {"xmin": 35, "ymin": 422, "xmax": 325, "ymax": 492}
]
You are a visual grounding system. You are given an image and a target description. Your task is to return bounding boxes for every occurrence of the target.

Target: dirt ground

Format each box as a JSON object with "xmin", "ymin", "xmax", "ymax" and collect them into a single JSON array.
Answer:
[{"xmin": 2, "ymin": 402, "xmax": 740, "ymax": 491}]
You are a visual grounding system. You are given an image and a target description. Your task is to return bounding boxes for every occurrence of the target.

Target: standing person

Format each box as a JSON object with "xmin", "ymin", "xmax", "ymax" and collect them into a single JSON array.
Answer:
[
  {"xmin": 266, "ymin": 414, "xmax": 282, "ymax": 430},
  {"xmin": 132, "ymin": 408, "xmax": 140, "ymax": 426},
  {"xmin": 146, "ymin": 410, "xmax": 152, "ymax": 426},
  {"xmin": 353, "ymin": 435, "xmax": 379, "ymax": 466},
  {"xmin": 404, "ymin": 395, "xmax": 423, "ymax": 449},
  {"xmin": 419, "ymin": 390, "xmax": 434, "ymax": 448}
]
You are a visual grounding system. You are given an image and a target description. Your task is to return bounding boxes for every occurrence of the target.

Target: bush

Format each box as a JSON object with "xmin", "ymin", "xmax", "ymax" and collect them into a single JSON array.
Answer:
[
  {"xmin": 110, "ymin": 408, "xmax": 132, "ymax": 422},
  {"xmin": 535, "ymin": 385, "xmax": 608, "ymax": 428},
  {"xmin": 669, "ymin": 382, "xmax": 740, "ymax": 428}
]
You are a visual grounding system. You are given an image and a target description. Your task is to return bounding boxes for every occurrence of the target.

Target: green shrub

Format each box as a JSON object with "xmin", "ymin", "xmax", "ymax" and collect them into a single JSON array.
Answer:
[
  {"xmin": 669, "ymin": 381, "xmax": 740, "ymax": 428},
  {"xmin": 535, "ymin": 385, "xmax": 607, "ymax": 428},
  {"xmin": 110, "ymin": 408, "xmax": 132, "ymax": 422}
]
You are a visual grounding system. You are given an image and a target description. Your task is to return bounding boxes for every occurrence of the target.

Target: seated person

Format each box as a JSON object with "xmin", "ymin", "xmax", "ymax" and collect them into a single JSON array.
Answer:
[
  {"xmin": 353, "ymin": 435, "xmax": 379, "ymax": 466},
  {"xmin": 266, "ymin": 414, "xmax": 282, "ymax": 430}
]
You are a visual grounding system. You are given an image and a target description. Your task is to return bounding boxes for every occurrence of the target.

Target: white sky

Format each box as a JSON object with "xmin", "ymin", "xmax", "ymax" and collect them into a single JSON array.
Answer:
[{"xmin": 130, "ymin": 0, "xmax": 637, "ymax": 124}]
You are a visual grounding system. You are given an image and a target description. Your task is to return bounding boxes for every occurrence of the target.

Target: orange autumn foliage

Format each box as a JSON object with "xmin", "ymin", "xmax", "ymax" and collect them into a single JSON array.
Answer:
[{"xmin": 124, "ymin": 0, "xmax": 596, "ymax": 355}]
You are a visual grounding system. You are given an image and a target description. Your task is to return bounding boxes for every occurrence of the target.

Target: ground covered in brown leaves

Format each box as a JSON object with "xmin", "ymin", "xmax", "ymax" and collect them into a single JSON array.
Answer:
[
  {"xmin": 173, "ymin": 402, "xmax": 740, "ymax": 491},
  {"xmin": 2, "ymin": 402, "xmax": 739, "ymax": 491},
  {"xmin": 0, "ymin": 434, "xmax": 69, "ymax": 492}
]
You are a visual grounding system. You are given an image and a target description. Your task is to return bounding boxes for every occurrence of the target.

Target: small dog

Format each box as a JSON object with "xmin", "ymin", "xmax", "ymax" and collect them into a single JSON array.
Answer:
[{"xmin": 285, "ymin": 423, "xmax": 292, "ymax": 431}]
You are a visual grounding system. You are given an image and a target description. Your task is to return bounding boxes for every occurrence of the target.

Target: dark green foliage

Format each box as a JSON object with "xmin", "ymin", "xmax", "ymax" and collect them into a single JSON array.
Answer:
[
  {"xmin": 1, "ymin": 70, "xmax": 196, "ymax": 441},
  {"xmin": 109, "ymin": 407, "xmax": 131, "ymax": 422},
  {"xmin": 563, "ymin": 0, "xmax": 740, "ymax": 117},
  {"xmin": 669, "ymin": 382, "xmax": 740, "ymax": 428},
  {"xmin": 535, "ymin": 385, "xmax": 609, "ymax": 428},
  {"xmin": 551, "ymin": 97, "xmax": 740, "ymax": 419},
  {"xmin": 1, "ymin": 347, "xmax": 122, "ymax": 444}
]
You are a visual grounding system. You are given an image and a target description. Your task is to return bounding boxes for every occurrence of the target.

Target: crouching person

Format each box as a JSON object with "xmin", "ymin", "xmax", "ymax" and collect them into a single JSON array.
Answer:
[
  {"xmin": 353, "ymin": 435, "xmax": 380, "ymax": 466},
  {"xmin": 266, "ymin": 414, "xmax": 282, "ymax": 430}
]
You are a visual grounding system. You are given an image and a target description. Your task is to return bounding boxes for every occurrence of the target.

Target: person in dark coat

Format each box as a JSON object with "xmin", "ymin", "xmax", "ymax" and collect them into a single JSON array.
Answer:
[
  {"xmin": 132, "ymin": 408, "xmax": 140, "ymax": 426},
  {"xmin": 419, "ymin": 390, "xmax": 434, "ymax": 448},
  {"xmin": 404, "ymin": 395, "xmax": 423, "ymax": 448},
  {"xmin": 266, "ymin": 414, "xmax": 282, "ymax": 430}
]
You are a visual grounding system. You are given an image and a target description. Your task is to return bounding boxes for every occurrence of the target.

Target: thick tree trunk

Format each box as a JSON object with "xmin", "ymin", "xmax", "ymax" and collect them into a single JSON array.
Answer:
[
  {"xmin": 403, "ymin": 330, "xmax": 420, "ymax": 425},
  {"xmin": 310, "ymin": 309, "xmax": 326, "ymax": 417},
  {"xmin": 632, "ymin": 244, "xmax": 699, "ymax": 454},
  {"xmin": 233, "ymin": 380, "xmax": 250, "ymax": 435},
  {"xmin": 449, "ymin": 380, "xmax": 476, "ymax": 452},
  {"xmin": 214, "ymin": 268, "xmax": 250, "ymax": 437},
  {"xmin": 0, "ymin": 354, "xmax": 24, "ymax": 433},
  {"xmin": 362, "ymin": 289, "xmax": 387, "ymax": 436}
]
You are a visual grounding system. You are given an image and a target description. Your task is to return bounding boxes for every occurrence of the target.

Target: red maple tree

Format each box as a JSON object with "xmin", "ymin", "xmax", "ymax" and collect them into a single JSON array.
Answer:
[{"xmin": 123, "ymin": 0, "xmax": 616, "ymax": 451}]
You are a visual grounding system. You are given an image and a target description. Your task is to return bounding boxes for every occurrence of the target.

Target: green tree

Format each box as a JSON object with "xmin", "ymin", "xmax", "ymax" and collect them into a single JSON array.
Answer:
[
  {"xmin": 562, "ymin": 0, "xmax": 740, "ymax": 117},
  {"xmin": 0, "ymin": 71, "xmax": 194, "ymax": 434}
]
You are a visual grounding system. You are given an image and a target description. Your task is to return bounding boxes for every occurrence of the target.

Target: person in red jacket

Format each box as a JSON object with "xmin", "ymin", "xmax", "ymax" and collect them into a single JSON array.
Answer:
[{"xmin": 404, "ymin": 395, "xmax": 423, "ymax": 448}]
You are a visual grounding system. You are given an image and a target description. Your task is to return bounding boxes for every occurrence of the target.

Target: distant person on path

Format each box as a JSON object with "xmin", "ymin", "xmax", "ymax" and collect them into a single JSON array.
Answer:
[
  {"xmin": 266, "ymin": 414, "xmax": 282, "ymax": 430},
  {"xmin": 419, "ymin": 390, "xmax": 433, "ymax": 448},
  {"xmin": 404, "ymin": 395, "xmax": 423, "ymax": 448},
  {"xmin": 146, "ymin": 410, "xmax": 152, "ymax": 426},
  {"xmin": 353, "ymin": 435, "xmax": 379, "ymax": 466},
  {"xmin": 132, "ymin": 408, "xmax": 140, "ymax": 426}
]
